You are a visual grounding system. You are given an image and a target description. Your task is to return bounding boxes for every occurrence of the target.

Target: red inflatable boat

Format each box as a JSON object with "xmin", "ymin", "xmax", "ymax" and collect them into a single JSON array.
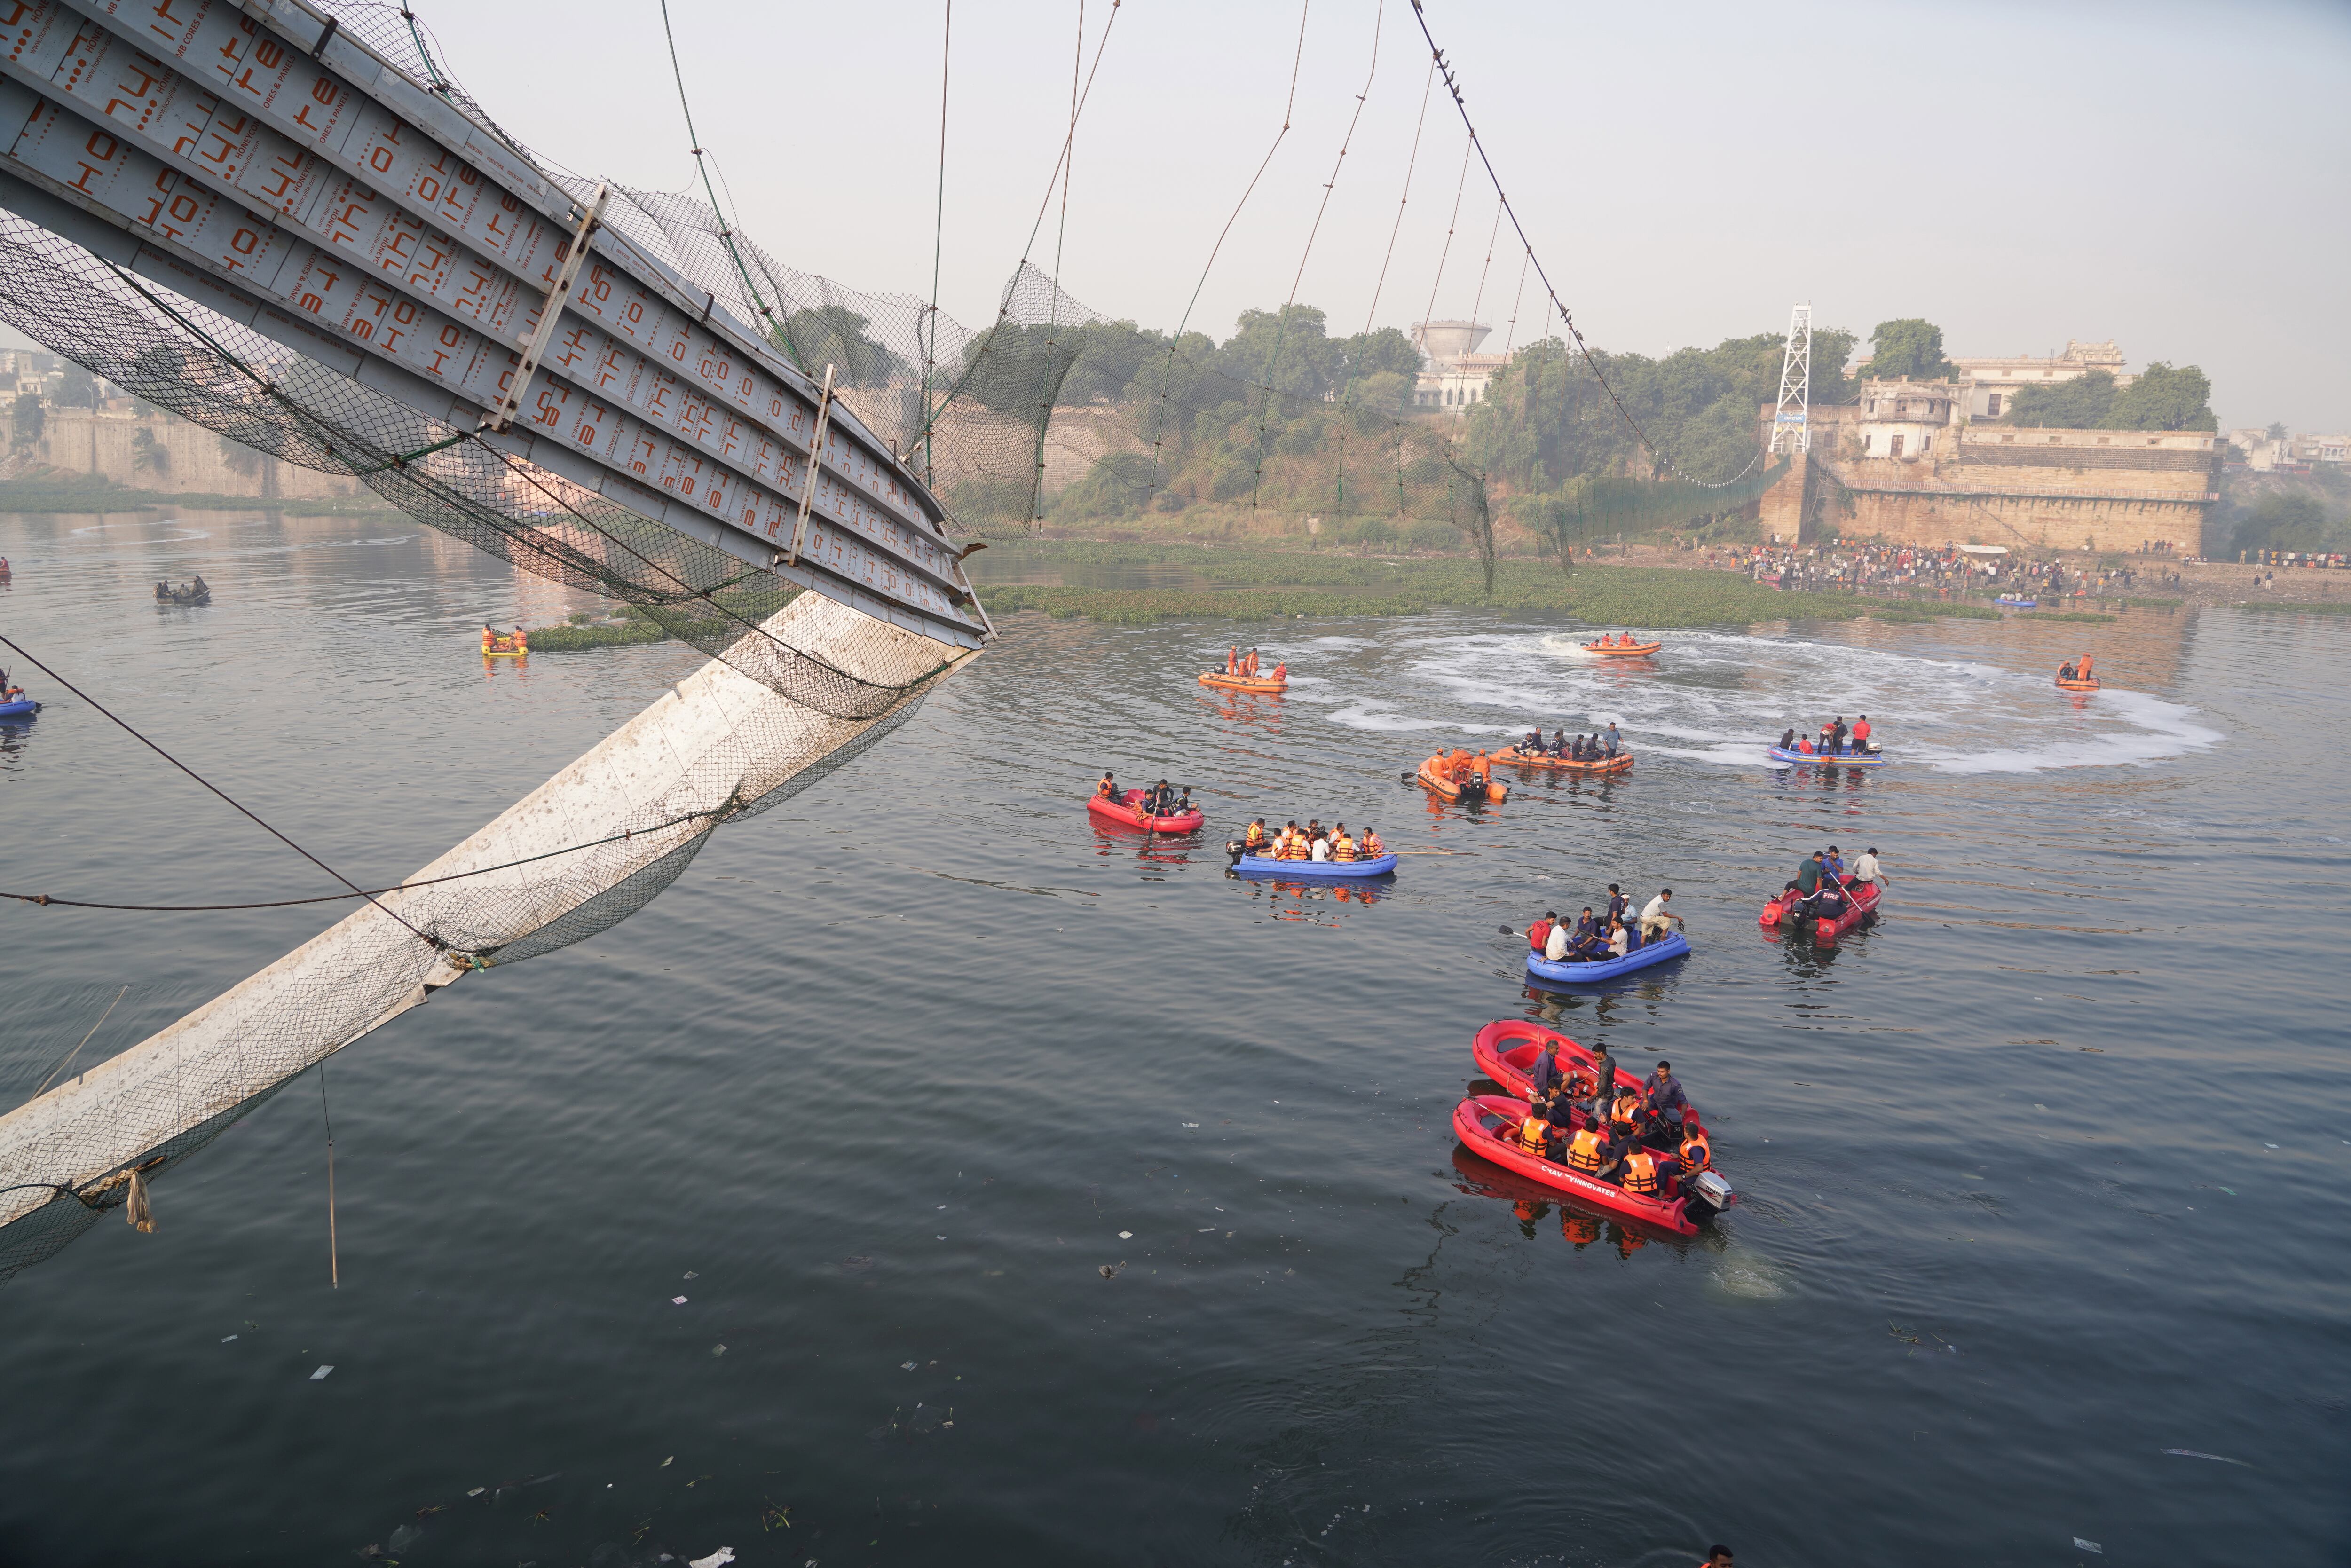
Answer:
[
  {"xmin": 1759, "ymin": 875, "xmax": 1880, "ymax": 942},
  {"xmin": 1470, "ymin": 1019, "xmax": 1644, "ymax": 1106},
  {"xmin": 1088, "ymin": 788, "xmax": 1204, "ymax": 834},
  {"xmin": 1453, "ymin": 1095, "xmax": 1728, "ymax": 1236}
]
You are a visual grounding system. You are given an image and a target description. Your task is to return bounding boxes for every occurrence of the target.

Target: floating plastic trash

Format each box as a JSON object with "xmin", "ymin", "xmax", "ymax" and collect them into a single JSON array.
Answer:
[
  {"xmin": 689, "ymin": 1550, "xmax": 736, "ymax": 1568},
  {"xmin": 2074, "ymin": 1539, "xmax": 2102, "ymax": 1554},
  {"xmin": 900, "ymin": 1361, "xmax": 917, "ymax": 1371},
  {"xmin": 310, "ymin": 1365, "xmax": 333, "ymax": 1380},
  {"xmin": 672, "ymin": 1296, "xmax": 689, "ymax": 1305},
  {"xmin": 1118, "ymin": 1230, "xmax": 1133, "ymax": 1240},
  {"xmin": 2162, "ymin": 1448, "xmax": 2250, "ymax": 1466},
  {"xmin": 220, "ymin": 1334, "xmax": 237, "ymax": 1343}
]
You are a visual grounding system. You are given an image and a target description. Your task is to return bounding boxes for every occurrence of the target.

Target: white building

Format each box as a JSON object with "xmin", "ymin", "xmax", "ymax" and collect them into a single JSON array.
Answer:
[
  {"xmin": 1411, "ymin": 319, "xmax": 1507, "ymax": 413},
  {"xmin": 1947, "ymin": 339, "xmax": 2132, "ymax": 420}
]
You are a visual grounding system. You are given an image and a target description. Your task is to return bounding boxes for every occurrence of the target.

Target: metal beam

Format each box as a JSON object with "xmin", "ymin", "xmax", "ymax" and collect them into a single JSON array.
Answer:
[{"xmin": 0, "ymin": 0, "xmax": 983, "ymax": 647}]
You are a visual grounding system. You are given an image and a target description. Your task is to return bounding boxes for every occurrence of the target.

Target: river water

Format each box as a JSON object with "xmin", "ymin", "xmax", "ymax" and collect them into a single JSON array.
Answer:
[{"xmin": 1, "ymin": 508, "xmax": 2345, "ymax": 1566}]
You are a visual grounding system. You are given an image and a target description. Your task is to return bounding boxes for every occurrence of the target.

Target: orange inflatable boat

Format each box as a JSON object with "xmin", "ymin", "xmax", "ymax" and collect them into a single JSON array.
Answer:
[
  {"xmin": 1199, "ymin": 670, "xmax": 1286, "ymax": 694},
  {"xmin": 1417, "ymin": 749, "xmax": 1507, "ymax": 803},
  {"xmin": 1583, "ymin": 634, "xmax": 1662, "ymax": 657},
  {"xmin": 1493, "ymin": 745, "xmax": 1634, "ymax": 776},
  {"xmin": 2055, "ymin": 653, "xmax": 2100, "ymax": 692}
]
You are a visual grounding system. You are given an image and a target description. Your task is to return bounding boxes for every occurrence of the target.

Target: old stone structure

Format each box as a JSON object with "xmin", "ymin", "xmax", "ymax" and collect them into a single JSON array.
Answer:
[
  {"xmin": 8, "ymin": 408, "xmax": 365, "ymax": 501},
  {"xmin": 1758, "ymin": 380, "xmax": 2221, "ymax": 552}
]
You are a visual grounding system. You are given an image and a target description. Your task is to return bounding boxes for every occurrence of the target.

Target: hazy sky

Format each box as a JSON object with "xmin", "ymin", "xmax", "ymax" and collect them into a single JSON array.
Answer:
[{"xmin": 24, "ymin": 1, "xmax": 2351, "ymax": 429}]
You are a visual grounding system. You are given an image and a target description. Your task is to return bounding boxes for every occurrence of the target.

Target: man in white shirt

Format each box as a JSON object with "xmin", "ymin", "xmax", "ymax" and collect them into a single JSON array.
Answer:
[
  {"xmin": 1545, "ymin": 920, "xmax": 1571, "ymax": 962},
  {"xmin": 1850, "ymin": 848, "xmax": 1885, "ymax": 886},
  {"xmin": 1639, "ymin": 888, "xmax": 1681, "ymax": 940},
  {"xmin": 1310, "ymin": 834, "xmax": 1330, "ymax": 862}
]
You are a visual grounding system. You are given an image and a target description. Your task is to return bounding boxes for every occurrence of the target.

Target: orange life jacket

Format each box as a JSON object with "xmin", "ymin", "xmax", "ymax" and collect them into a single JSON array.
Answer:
[
  {"xmin": 1517, "ymin": 1115, "xmax": 1549, "ymax": 1157},
  {"xmin": 1280, "ymin": 835, "xmax": 1308, "ymax": 861},
  {"xmin": 1332, "ymin": 835, "xmax": 1356, "ymax": 861},
  {"xmin": 1245, "ymin": 824, "xmax": 1266, "ymax": 848},
  {"xmin": 1360, "ymin": 834, "xmax": 1383, "ymax": 858},
  {"xmin": 1611, "ymin": 1093, "xmax": 1642, "ymax": 1130},
  {"xmin": 1678, "ymin": 1131, "xmax": 1712, "ymax": 1172},
  {"xmin": 1622, "ymin": 1149, "xmax": 1663, "ymax": 1194},
  {"xmin": 1565, "ymin": 1127, "xmax": 1609, "ymax": 1173}
]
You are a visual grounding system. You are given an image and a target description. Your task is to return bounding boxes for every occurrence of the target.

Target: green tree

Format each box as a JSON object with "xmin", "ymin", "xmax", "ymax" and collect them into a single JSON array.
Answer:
[
  {"xmin": 10, "ymin": 391, "xmax": 41, "ymax": 446},
  {"xmin": 1338, "ymin": 327, "xmax": 1420, "ymax": 383},
  {"xmin": 1050, "ymin": 450, "xmax": 1158, "ymax": 522},
  {"xmin": 774, "ymin": 306, "xmax": 906, "ymax": 389},
  {"xmin": 1212, "ymin": 305, "xmax": 1342, "ymax": 408},
  {"xmin": 2265, "ymin": 421, "xmax": 2288, "ymax": 441},
  {"xmin": 2103, "ymin": 362, "xmax": 2217, "ymax": 431},
  {"xmin": 2003, "ymin": 370, "xmax": 2117, "ymax": 428},
  {"xmin": 1865, "ymin": 318, "xmax": 1951, "ymax": 382},
  {"xmin": 2230, "ymin": 489, "xmax": 2347, "ymax": 557}
]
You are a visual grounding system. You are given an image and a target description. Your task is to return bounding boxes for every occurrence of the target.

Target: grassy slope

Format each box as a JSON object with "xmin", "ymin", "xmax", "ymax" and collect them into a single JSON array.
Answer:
[{"xmin": 972, "ymin": 544, "xmax": 2003, "ymax": 628}]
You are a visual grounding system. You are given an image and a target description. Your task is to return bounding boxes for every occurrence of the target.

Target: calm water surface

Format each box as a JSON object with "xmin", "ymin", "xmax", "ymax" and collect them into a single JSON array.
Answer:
[{"xmin": 1, "ymin": 509, "xmax": 2345, "ymax": 1565}]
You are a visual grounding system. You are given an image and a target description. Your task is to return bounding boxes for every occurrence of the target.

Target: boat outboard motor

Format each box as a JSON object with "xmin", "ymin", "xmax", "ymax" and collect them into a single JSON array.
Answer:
[
  {"xmin": 1224, "ymin": 840, "xmax": 1246, "ymax": 865},
  {"xmin": 1685, "ymin": 1169, "xmax": 1736, "ymax": 1211}
]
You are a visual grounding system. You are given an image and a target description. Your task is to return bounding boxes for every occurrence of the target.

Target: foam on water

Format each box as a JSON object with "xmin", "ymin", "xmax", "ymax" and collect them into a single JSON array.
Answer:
[{"xmin": 1295, "ymin": 626, "xmax": 2222, "ymax": 774}]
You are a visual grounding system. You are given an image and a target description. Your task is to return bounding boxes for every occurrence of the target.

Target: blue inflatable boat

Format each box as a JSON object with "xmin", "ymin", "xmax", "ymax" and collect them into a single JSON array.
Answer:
[
  {"xmin": 1524, "ymin": 930, "xmax": 1692, "ymax": 986},
  {"xmin": 1233, "ymin": 852, "xmax": 1398, "ymax": 880},
  {"xmin": 0, "ymin": 697, "xmax": 39, "ymax": 720},
  {"xmin": 1769, "ymin": 744, "xmax": 1888, "ymax": 767}
]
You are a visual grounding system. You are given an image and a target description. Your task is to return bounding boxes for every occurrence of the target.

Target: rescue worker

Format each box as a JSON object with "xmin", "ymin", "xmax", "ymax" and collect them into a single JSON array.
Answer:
[
  {"xmin": 1823, "ymin": 845, "xmax": 1846, "ymax": 878},
  {"xmin": 1270, "ymin": 660, "xmax": 1287, "ymax": 682},
  {"xmin": 1619, "ymin": 1140, "xmax": 1678, "ymax": 1198},
  {"xmin": 1564, "ymin": 1115, "xmax": 1625, "ymax": 1183},
  {"xmin": 1545, "ymin": 918, "xmax": 1573, "ymax": 963},
  {"xmin": 1792, "ymin": 851, "xmax": 1825, "ymax": 912},
  {"xmin": 1603, "ymin": 722, "xmax": 1622, "ymax": 756},
  {"xmin": 1528, "ymin": 911, "xmax": 1559, "ymax": 956},
  {"xmin": 1851, "ymin": 846, "xmax": 1886, "ymax": 887},
  {"xmin": 1359, "ymin": 827, "xmax": 1385, "ymax": 859},
  {"xmin": 1677, "ymin": 1124, "xmax": 1713, "ymax": 1174},
  {"xmin": 1527, "ymin": 1039, "xmax": 1569, "ymax": 1108},
  {"xmin": 1515, "ymin": 1108, "xmax": 1555, "ymax": 1160},
  {"xmin": 1780, "ymin": 727, "xmax": 1797, "ymax": 750},
  {"xmin": 1522, "ymin": 728, "xmax": 1545, "ymax": 754},
  {"xmin": 1584, "ymin": 1040, "xmax": 1622, "ymax": 1118},
  {"xmin": 1227, "ymin": 646, "xmax": 1239, "ymax": 675},
  {"xmin": 1638, "ymin": 888, "xmax": 1679, "ymax": 942},
  {"xmin": 1641, "ymin": 1060, "xmax": 1692, "ymax": 1136},
  {"xmin": 2059, "ymin": 662, "xmax": 2077, "ymax": 681},
  {"xmin": 1331, "ymin": 825, "xmax": 1357, "ymax": 862},
  {"xmin": 1605, "ymin": 884, "xmax": 1629, "ymax": 930},
  {"xmin": 1097, "ymin": 771, "xmax": 1117, "ymax": 799},
  {"xmin": 1851, "ymin": 713, "xmax": 1872, "ymax": 750},
  {"xmin": 1606, "ymin": 918, "xmax": 1631, "ymax": 958},
  {"xmin": 1243, "ymin": 818, "xmax": 1268, "ymax": 853}
]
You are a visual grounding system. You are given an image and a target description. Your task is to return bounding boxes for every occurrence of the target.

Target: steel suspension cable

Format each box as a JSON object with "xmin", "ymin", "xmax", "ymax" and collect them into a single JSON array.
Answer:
[{"xmin": 1405, "ymin": 0, "xmax": 1763, "ymax": 488}]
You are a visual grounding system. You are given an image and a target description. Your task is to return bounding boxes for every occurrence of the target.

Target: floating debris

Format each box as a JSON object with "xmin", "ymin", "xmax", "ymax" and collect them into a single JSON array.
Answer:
[{"xmin": 310, "ymin": 1365, "xmax": 334, "ymax": 1380}]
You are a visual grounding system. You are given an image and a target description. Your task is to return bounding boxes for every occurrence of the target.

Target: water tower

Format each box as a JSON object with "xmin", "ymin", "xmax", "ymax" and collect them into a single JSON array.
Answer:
[{"xmin": 1412, "ymin": 320, "xmax": 1493, "ymax": 366}]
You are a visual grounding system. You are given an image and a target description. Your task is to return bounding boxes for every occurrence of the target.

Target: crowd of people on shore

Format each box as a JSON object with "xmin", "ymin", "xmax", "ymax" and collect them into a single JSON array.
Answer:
[
  {"xmin": 1239, "ymin": 817, "xmax": 1384, "ymax": 863},
  {"xmin": 1713, "ymin": 543, "xmax": 2181, "ymax": 597},
  {"xmin": 1509, "ymin": 1037, "xmax": 1711, "ymax": 1199},
  {"xmin": 1526, "ymin": 884, "xmax": 1683, "ymax": 966},
  {"xmin": 1512, "ymin": 724, "xmax": 1623, "ymax": 761},
  {"xmin": 1776, "ymin": 714, "xmax": 1875, "ymax": 756}
]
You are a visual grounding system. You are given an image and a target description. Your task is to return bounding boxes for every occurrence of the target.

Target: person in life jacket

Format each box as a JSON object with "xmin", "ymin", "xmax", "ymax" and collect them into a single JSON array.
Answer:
[
  {"xmin": 1227, "ymin": 646, "xmax": 1239, "ymax": 675},
  {"xmin": 1244, "ymin": 648, "xmax": 1260, "ymax": 675},
  {"xmin": 1331, "ymin": 827, "xmax": 1357, "ymax": 862},
  {"xmin": 2076, "ymin": 655, "xmax": 2094, "ymax": 681},
  {"xmin": 1677, "ymin": 1127, "xmax": 1712, "ymax": 1174},
  {"xmin": 1097, "ymin": 771, "xmax": 1117, "ymax": 799},
  {"xmin": 1359, "ymin": 827, "xmax": 1384, "ymax": 859},
  {"xmin": 1516, "ymin": 1111, "xmax": 1559, "ymax": 1162},
  {"xmin": 1620, "ymin": 1143, "xmax": 1677, "ymax": 1197},
  {"xmin": 1270, "ymin": 661, "xmax": 1286, "ymax": 682},
  {"xmin": 1564, "ymin": 1118, "xmax": 1623, "ymax": 1182},
  {"xmin": 1244, "ymin": 818, "xmax": 1268, "ymax": 852}
]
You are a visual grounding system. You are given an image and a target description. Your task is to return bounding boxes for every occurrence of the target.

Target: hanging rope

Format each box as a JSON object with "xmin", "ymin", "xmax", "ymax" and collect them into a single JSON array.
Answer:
[
  {"xmin": 921, "ymin": 0, "xmax": 953, "ymax": 489},
  {"xmin": 1405, "ymin": 0, "xmax": 1765, "ymax": 489},
  {"xmin": 0, "ymin": 804, "xmax": 730, "ymax": 914},
  {"xmin": 0, "ymin": 633, "xmax": 438, "ymax": 950},
  {"xmin": 1249, "ymin": 0, "xmax": 1383, "ymax": 522},
  {"xmin": 658, "ymin": 0, "xmax": 793, "ymax": 362}
]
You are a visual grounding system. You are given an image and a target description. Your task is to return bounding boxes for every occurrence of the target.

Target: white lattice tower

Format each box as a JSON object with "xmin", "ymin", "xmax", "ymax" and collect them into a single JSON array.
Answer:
[{"xmin": 1770, "ymin": 304, "xmax": 1813, "ymax": 455}]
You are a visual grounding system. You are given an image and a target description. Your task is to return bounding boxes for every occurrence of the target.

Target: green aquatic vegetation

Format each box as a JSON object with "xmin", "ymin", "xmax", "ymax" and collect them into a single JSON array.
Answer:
[
  {"xmin": 980, "ymin": 559, "xmax": 2006, "ymax": 628},
  {"xmin": 2030, "ymin": 610, "xmax": 2120, "ymax": 624}
]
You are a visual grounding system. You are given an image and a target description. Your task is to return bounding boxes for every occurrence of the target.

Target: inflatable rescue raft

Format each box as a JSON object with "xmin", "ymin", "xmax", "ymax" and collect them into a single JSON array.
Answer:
[{"xmin": 1089, "ymin": 788, "xmax": 1204, "ymax": 834}]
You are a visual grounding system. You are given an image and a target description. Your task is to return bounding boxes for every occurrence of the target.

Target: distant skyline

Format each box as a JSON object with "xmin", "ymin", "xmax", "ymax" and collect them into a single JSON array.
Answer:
[{"xmin": 12, "ymin": 1, "xmax": 2349, "ymax": 430}]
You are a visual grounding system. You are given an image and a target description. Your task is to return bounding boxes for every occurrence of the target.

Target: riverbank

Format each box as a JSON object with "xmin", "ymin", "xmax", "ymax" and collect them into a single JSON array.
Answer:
[
  {"xmin": 0, "ymin": 473, "xmax": 400, "ymax": 516},
  {"xmin": 965, "ymin": 543, "xmax": 2008, "ymax": 628}
]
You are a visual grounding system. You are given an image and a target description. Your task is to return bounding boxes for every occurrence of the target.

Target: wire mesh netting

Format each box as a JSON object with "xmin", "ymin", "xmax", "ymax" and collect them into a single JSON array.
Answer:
[{"xmin": 0, "ymin": 594, "xmax": 969, "ymax": 1281}]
